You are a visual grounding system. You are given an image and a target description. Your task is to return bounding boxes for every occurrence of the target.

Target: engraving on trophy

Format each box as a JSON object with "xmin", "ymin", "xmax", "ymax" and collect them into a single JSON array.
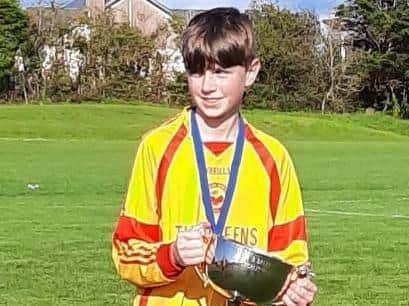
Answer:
[{"xmin": 206, "ymin": 236, "xmax": 294, "ymax": 305}]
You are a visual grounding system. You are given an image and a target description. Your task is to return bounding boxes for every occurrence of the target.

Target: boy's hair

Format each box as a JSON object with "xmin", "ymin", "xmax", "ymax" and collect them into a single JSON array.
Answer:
[{"xmin": 181, "ymin": 7, "xmax": 256, "ymax": 74}]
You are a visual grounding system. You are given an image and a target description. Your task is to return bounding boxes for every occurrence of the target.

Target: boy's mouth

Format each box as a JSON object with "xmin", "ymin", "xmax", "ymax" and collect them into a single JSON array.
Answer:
[{"xmin": 201, "ymin": 97, "xmax": 223, "ymax": 103}]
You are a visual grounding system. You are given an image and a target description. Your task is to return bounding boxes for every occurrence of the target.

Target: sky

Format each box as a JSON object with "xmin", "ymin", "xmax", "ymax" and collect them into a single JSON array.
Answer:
[{"xmin": 20, "ymin": 0, "xmax": 344, "ymax": 19}]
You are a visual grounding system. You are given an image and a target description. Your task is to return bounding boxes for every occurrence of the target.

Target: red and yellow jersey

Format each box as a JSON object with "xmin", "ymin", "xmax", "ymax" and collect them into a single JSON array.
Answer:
[{"xmin": 112, "ymin": 107, "xmax": 308, "ymax": 306}]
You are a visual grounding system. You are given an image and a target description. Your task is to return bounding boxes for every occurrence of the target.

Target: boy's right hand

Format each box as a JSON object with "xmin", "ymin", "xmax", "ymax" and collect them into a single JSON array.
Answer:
[{"xmin": 171, "ymin": 223, "xmax": 211, "ymax": 267}]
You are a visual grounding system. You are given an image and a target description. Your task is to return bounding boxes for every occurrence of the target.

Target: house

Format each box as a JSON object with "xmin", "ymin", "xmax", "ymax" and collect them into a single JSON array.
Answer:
[
  {"xmin": 321, "ymin": 17, "xmax": 354, "ymax": 62},
  {"xmin": 85, "ymin": 0, "xmax": 172, "ymax": 36},
  {"xmin": 65, "ymin": 0, "xmax": 202, "ymax": 38},
  {"xmin": 23, "ymin": 0, "xmax": 175, "ymax": 36},
  {"xmin": 22, "ymin": 0, "xmax": 203, "ymax": 78},
  {"xmin": 23, "ymin": 0, "xmax": 203, "ymax": 43},
  {"xmin": 172, "ymin": 9, "xmax": 205, "ymax": 24}
]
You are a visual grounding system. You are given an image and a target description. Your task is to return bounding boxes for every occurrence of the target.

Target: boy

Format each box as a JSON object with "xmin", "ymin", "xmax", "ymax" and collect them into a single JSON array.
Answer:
[{"xmin": 112, "ymin": 7, "xmax": 317, "ymax": 306}]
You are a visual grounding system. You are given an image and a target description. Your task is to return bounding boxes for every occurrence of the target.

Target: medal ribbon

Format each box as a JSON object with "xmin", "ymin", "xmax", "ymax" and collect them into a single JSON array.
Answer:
[{"xmin": 190, "ymin": 109, "xmax": 245, "ymax": 235}]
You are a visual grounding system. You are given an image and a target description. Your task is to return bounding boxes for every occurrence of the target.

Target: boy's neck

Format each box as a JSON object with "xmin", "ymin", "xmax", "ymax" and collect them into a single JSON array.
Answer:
[{"xmin": 194, "ymin": 110, "xmax": 240, "ymax": 142}]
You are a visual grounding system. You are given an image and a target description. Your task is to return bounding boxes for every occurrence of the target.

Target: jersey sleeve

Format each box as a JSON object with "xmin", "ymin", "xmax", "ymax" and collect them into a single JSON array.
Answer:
[
  {"xmin": 112, "ymin": 139, "xmax": 182, "ymax": 288},
  {"xmin": 267, "ymin": 148, "xmax": 309, "ymax": 266}
]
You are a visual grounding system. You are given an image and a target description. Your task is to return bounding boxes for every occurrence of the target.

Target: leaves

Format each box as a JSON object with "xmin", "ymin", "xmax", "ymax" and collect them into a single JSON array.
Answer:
[
  {"xmin": 0, "ymin": 0, "xmax": 28, "ymax": 79},
  {"xmin": 246, "ymin": 1, "xmax": 324, "ymax": 110},
  {"xmin": 336, "ymin": 0, "xmax": 409, "ymax": 118}
]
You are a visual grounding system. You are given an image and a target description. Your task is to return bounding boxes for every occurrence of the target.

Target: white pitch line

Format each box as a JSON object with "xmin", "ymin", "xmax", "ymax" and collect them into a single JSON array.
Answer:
[
  {"xmin": 23, "ymin": 138, "xmax": 54, "ymax": 142},
  {"xmin": 306, "ymin": 197, "xmax": 409, "ymax": 204},
  {"xmin": 306, "ymin": 208, "xmax": 409, "ymax": 219},
  {"xmin": 0, "ymin": 137, "xmax": 84, "ymax": 142},
  {"xmin": 0, "ymin": 137, "xmax": 54, "ymax": 142}
]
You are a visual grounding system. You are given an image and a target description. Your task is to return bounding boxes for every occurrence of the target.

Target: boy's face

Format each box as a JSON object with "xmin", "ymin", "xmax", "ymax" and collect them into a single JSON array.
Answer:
[{"xmin": 187, "ymin": 59, "xmax": 260, "ymax": 124}]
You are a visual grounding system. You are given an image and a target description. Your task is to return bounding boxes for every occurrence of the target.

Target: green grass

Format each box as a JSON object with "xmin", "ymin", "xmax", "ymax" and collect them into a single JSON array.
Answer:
[{"xmin": 1, "ymin": 104, "xmax": 409, "ymax": 305}]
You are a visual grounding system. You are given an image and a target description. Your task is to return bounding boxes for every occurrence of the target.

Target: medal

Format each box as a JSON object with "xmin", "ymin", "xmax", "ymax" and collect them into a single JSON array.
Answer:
[{"xmin": 190, "ymin": 109, "xmax": 245, "ymax": 235}]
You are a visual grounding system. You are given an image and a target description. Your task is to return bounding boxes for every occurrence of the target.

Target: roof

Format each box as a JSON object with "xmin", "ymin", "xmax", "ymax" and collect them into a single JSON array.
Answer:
[
  {"xmin": 105, "ymin": 0, "xmax": 172, "ymax": 16},
  {"xmin": 22, "ymin": 0, "xmax": 205, "ymax": 18},
  {"xmin": 146, "ymin": 0, "xmax": 172, "ymax": 15},
  {"xmin": 64, "ymin": 0, "xmax": 86, "ymax": 9},
  {"xmin": 20, "ymin": 0, "xmax": 73, "ymax": 8}
]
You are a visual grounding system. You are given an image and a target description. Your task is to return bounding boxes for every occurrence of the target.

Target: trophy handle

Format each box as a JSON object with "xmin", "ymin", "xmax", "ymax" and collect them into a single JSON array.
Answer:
[
  {"xmin": 194, "ymin": 264, "xmax": 210, "ymax": 287},
  {"xmin": 271, "ymin": 263, "xmax": 315, "ymax": 305}
]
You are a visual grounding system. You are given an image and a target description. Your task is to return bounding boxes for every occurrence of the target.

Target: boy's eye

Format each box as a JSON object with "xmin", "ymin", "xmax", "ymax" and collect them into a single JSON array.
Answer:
[{"xmin": 214, "ymin": 68, "xmax": 229, "ymax": 74}]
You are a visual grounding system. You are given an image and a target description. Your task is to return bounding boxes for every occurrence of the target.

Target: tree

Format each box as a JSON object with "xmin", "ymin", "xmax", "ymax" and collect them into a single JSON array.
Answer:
[
  {"xmin": 13, "ymin": 8, "xmax": 160, "ymax": 102},
  {"xmin": 0, "ymin": 0, "xmax": 28, "ymax": 81},
  {"xmin": 246, "ymin": 1, "xmax": 325, "ymax": 111},
  {"xmin": 336, "ymin": 0, "xmax": 409, "ymax": 118},
  {"xmin": 319, "ymin": 19, "xmax": 364, "ymax": 113}
]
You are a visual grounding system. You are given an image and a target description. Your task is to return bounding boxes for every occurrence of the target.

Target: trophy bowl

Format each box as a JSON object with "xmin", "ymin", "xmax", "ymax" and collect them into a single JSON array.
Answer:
[{"xmin": 206, "ymin": 236, "xmax": 294, "ymax": 305}]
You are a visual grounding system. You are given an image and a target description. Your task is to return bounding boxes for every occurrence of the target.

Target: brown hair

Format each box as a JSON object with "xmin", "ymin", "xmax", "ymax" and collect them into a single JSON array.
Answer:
[{"xmin": 181, "ymin": 7, "xmax": 256, "ymax": 74}]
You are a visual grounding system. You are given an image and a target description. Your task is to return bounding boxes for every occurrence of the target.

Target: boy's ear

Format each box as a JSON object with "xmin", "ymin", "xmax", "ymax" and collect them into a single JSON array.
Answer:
[{"xmin": 245, "ymin": 58, "xmax": 261, "ymax": 87}]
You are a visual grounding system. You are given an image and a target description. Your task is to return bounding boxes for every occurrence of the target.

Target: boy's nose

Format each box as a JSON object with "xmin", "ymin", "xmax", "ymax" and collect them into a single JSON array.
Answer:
[{"xmin": 201, "ymin": 71, "xmax": 217, "ymax": 93}]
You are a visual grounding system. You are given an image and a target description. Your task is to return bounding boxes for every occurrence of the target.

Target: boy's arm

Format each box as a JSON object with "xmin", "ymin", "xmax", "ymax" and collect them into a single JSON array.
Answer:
[
  {"xmin": 266, "ymin": 148, "xmax": 319, "ymax": 305},
  {"xmin": 267, "ymin": 150, "xmax": 309, "ymax": 266},
  {"xmin": 112, "ymin": 141, "xmax": 182, "ymax": 288}
]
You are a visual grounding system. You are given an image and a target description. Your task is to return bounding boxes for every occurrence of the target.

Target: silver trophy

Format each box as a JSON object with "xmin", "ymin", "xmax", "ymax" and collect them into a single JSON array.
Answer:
[{"xmin": 196, "ymin": 236, "xmax": 307, "ymax": 306}]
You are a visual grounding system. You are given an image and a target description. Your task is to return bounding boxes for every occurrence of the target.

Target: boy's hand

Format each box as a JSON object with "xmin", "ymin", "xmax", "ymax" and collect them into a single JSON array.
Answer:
[
  {"xmin": 281, "ymin": 277, "xmax": 317, "ymax": 306},
  {"xmin": 171, "ymin": 223, "xmax": 211, "ymax": 267}
]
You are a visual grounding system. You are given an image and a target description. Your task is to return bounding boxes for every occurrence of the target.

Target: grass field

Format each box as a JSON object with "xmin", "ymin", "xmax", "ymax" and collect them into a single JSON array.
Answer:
[{"xmin": 1, "ymin": 104, "xmax": 408, "ymax": 305}]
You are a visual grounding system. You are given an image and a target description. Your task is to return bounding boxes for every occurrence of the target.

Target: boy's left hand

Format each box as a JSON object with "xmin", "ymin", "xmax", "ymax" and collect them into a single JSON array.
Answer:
[{"xmin": 281, "ymin": 277, "xmax": 317, "ymax": 306}]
